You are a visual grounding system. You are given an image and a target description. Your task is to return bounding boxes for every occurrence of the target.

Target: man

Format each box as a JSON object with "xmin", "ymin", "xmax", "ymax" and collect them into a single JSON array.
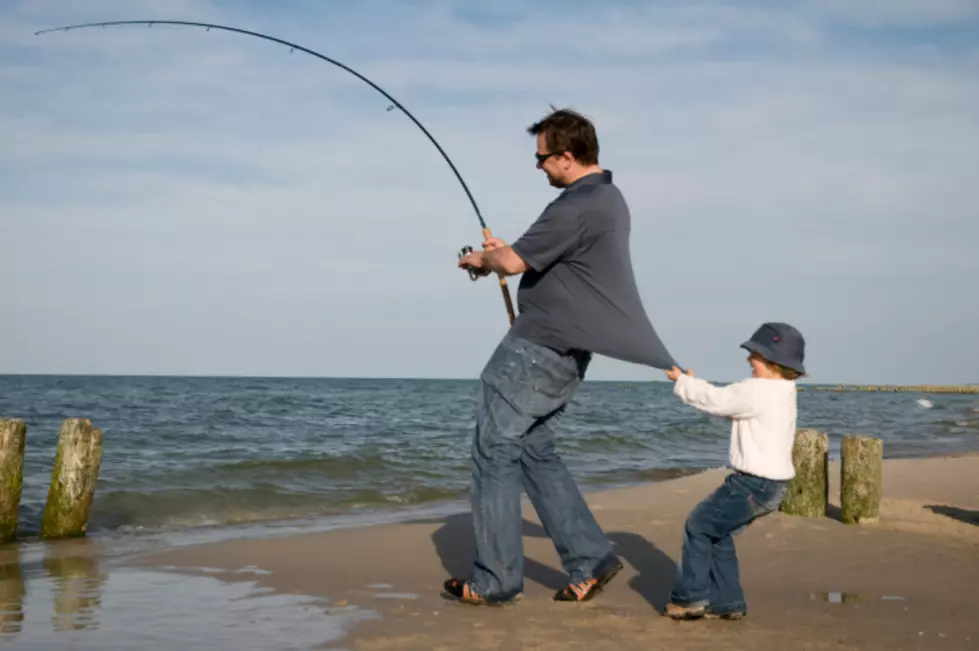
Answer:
[{"xmin": 446, "ymin": 108, "xmax": 680, "ymax": 606}]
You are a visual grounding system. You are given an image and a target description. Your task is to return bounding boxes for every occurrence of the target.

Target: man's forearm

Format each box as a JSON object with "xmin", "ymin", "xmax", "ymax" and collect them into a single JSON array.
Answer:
[{"xmin": 482, "ymin": 246, "xmax": 528, "ymax": 276}]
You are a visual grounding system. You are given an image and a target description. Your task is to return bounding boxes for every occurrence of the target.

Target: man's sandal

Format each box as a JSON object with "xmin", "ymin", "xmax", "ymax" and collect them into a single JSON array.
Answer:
[
  {"xmin": 442, "ymin": 578, "xmax": 522, "ymax": 606},
  {"xmin": 553, "ymin": 556, "xmax": 624, "ymax": 602}
]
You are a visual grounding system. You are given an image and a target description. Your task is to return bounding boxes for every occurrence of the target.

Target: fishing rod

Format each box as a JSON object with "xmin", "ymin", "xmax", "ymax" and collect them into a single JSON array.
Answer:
[{"xmin": 35, "ymin": 19, "xmax": 517, "ymax": 324}]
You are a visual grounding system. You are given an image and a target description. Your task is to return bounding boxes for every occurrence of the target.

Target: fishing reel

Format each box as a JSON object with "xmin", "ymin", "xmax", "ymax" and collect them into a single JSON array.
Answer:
[{"xmin": 458, "ymin": 245, "xmax": 481, "ymax": 281}]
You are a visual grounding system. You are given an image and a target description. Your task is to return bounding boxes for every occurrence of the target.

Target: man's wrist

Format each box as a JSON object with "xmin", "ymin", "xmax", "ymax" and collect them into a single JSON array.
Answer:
[{"xmin": 482, "ymin": 250, "xmax": 501, "ymax": 273}]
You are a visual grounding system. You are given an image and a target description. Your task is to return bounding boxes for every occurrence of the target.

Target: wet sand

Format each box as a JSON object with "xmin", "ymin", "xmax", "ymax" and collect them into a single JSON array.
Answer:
[
  {"xmin": 0, "ymin": 536, "xmax": 371, "ymax": 649},
  {"xmin": 131, "ymin": 454, "xmax": 979, "ymax": 650}
]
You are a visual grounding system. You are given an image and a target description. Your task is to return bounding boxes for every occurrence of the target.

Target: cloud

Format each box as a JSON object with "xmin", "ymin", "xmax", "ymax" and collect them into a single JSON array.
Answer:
[
  {"xmin": 1, "ymin": 0, "xmax": 977, "ymax": 384},
  {"xmin": 810, "ymin": 0, "xmax": 979, "ymax": 26}
]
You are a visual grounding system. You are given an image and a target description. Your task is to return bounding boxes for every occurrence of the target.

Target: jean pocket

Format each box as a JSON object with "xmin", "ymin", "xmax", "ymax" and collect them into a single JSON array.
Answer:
[
  {"xmin": 527, "ymin": 353, "xmax": 577, "ymax": 399},
  {"xmin": 481, "ymin": 340, "xmax": 579, "ymax": 418},
  {"xmin": 479, "ymin": 339, "xmax": 525, "ymax": 390},
  {"xmin": 747, "ymin": 483, "xmax": 788, "ymax": 515}
]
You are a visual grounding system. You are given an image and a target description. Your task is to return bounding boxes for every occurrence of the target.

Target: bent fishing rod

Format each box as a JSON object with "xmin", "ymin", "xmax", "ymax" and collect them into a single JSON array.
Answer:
[{"xmin": 35, "ymin": 19, "xmax": 517, "ymax": 324}]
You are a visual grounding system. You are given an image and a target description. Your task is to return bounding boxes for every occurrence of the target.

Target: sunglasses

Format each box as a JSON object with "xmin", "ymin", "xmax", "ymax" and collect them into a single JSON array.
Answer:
[{"xmin": 535, "ymin": 151, "xmax": 565, "ymax": 165}]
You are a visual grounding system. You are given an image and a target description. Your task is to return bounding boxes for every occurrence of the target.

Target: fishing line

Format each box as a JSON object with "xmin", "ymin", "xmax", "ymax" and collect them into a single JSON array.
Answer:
[{"xmin": 35, "ymin": 19, "xmax": 517, "ymax": 324}]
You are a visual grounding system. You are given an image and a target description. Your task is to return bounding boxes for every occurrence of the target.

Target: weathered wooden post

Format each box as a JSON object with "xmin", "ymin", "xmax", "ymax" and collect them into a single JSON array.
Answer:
[
  {"xmin": 840, "ymin": 434, "xmax": 883, "ymax": 524},
  {"xmin": 41, "ymin": 418, "xmax": 104, "ymax": 539},
  {"xmin": 0, "ymin": 419, "xmax": 27, "ymax": 544},
  {"xmin": 780, "ymin": 428, "xmax": 829, "ymax": 517}
]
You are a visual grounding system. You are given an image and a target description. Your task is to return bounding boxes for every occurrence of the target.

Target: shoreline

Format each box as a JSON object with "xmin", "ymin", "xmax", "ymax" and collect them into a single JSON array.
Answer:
[
  {"xmin": 10, "ymin": 443, "xmax": 979, "ymax": 554},
  {"xmin": 7, "ymin": 466, "xmax": 716, "ymax": 556},
  {"xmin": 40, "ymin": 445, "xmax": 979, "ymax": 549},
  {"xmin": 119, "ymin": 452, "xmax": 979, "ymax": 650}
]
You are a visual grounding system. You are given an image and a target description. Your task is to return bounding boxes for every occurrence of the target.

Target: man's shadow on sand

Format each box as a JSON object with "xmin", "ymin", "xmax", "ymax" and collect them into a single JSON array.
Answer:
[{"xmin": 428, "ymin": 513, "xmax": 677, "ymax": 611}]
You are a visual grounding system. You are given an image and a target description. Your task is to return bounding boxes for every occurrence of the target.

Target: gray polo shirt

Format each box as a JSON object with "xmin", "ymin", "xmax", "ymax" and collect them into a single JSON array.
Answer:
[{"xmin": 509, "ymin": 170, "xmax": 678, "ymax": 370}]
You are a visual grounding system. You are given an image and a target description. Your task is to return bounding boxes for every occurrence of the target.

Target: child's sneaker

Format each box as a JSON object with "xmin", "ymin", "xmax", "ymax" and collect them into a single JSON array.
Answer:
[
  {"xmin": 705, "ymin": 610, "xmax": 746, "ymax": 621},
  {"xmin": 664, "ymin": 602, "xmax": 707, "ymax": 620}
]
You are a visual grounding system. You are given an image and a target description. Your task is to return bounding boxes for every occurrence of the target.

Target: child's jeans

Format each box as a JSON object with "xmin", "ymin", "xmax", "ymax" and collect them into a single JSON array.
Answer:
[{"xmin": 669, "ymin": 470, "xmax": 788, "ymax": 615}]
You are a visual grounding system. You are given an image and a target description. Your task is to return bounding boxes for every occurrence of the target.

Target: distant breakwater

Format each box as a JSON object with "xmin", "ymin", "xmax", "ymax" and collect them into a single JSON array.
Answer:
[
  {"xmin": 641, "ymin": 381, "xmax": 979, "ymax": 395},
  {"xmin": 807, "ymin": 384, "xmax": 979, "ymax": 394}
]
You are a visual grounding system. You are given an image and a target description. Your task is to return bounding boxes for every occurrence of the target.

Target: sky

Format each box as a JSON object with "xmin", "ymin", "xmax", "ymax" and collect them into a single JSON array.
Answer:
[{"xmin": 1, "ymin": 0, "xmax": 977, "ymax": 384}]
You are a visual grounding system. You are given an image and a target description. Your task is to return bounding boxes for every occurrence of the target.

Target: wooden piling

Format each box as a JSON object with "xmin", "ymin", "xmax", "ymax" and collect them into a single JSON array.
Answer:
[
  {"xmin": 0, "ymin": 419, "xmax": 27, "ymax": 544},
  {"xmin": 41, "ymin": 419, "xmax": 104, "ymax": 539},
  {"xmin": 780, "ymin": 428, "xmax": 829, "ymax": 517},
  {"xmin": 841, "ymin": 434, "xmax": 883, "ymax": 524}
]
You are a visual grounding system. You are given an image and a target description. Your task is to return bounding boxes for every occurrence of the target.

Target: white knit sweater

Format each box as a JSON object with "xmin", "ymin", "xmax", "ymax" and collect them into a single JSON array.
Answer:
[{"xmin": 674, "ymin": 375, "xmax": 798, "ymax": 481}]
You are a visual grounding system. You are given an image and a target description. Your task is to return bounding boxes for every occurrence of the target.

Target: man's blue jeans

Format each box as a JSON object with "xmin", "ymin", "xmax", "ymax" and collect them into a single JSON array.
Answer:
[
  {"xmin": 467, "ymin": 332, "xmax": 617, "ymax": 600},
  {"xmin": 669, "ymin": 470, "xmax": 788, "ymax": 615}
]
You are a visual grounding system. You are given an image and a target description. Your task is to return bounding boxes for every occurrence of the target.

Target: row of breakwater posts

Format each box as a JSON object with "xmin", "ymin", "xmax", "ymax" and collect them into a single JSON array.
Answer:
[
  {"xmin": 1, "ymin": 417, "xmax": 102, "ymax": 544},
  {"xmin": 781, "ymin": 429, "xmax": 883, "ymax": 523}
]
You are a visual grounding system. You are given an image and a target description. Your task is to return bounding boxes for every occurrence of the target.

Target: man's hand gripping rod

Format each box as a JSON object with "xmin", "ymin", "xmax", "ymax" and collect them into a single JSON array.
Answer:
[{"xmin": 459, "ymin": 228, "xmax": 516, "ymax": 325}]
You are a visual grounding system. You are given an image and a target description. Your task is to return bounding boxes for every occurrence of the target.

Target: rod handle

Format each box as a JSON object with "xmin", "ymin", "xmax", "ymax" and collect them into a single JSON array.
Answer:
[{"xmin": 481, "ymin": 227, "xmax": 516, "ymax": 325}]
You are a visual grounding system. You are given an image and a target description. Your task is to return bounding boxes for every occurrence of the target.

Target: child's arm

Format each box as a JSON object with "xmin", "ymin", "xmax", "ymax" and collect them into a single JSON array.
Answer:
[{"xmin": 668, "ymin": 369, "xmax": 759, "ymax": 419}]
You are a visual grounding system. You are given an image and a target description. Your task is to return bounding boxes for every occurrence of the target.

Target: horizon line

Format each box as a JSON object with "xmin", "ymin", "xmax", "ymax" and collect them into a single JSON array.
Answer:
[{"xmin": 0, "ymin": 372, "xmax": 975, "ymax": 387}]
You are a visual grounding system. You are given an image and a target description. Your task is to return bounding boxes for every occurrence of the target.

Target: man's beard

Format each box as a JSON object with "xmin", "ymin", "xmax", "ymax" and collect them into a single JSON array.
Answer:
[{"xmin": 546, "ymin": 171, "xmax": 567, "ymax": 188}]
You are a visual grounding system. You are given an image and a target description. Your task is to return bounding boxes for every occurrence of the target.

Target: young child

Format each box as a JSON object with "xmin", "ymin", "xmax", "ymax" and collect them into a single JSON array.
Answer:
[{"xmin": 663, "ymin": 322, "xmax": 806, "ymax": 621}]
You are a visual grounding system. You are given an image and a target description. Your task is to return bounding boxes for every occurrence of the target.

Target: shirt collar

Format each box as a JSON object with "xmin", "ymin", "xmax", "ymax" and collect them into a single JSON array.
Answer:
[{"xmin": 566, "ymin": 169, "xmax": 612, "ymax": 190}]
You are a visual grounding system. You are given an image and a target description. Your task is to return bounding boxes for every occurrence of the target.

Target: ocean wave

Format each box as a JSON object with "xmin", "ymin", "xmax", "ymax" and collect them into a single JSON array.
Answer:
[{"xmin": 71, "ymin": 483, "xmax": 468, "ymax": 534}]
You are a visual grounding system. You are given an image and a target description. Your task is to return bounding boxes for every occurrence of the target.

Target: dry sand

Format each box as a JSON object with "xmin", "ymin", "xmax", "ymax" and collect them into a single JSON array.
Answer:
[{"xmin": 141, "ymin": 454, "xmax": 979, "ymax": 650}]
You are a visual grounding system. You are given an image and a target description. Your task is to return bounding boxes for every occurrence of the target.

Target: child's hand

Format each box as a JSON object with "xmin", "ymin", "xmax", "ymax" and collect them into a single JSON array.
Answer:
[{"xmin": 665, "ymin": 366, "xmax": 694, "ymax": 382}]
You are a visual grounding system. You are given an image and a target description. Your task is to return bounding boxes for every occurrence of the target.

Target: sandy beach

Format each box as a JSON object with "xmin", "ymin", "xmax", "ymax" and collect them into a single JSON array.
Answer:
[{"xmin": 129, "ymin": 453, "xmax": 979, "ymax": 650}]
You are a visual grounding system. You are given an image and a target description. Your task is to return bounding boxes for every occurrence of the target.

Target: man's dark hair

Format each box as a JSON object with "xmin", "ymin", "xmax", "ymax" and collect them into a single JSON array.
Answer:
[{"xmin": 526, "ymin": 107, "xmax": 600, "ymax": 166}]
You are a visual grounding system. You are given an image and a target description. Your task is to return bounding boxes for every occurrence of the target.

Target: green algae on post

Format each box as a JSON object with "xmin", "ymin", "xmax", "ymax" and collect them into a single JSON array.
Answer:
[
  {"xmin": 0, "ymin": 419, "xmax": 27, "ymax": 543},
  {"xmin": 780, "ymin": 428, "xmax": 828, "ymax": 518},
  {"xmin": 841, "ymin": 434, "xmax": 883, "ymax": 524},
  {"xmin": 41, "ymin": 418, "xmax": 104, "ymax": 539}
]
